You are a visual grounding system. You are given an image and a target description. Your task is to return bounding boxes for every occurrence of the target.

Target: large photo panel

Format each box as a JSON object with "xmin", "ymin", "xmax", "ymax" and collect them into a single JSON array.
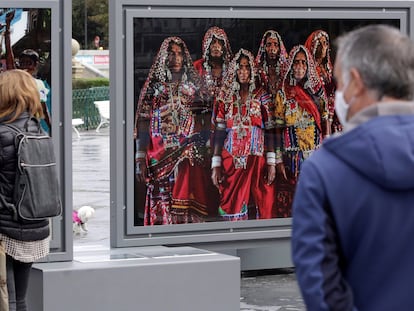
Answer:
[
  {"xmin": 133, "ymin": 18, "xmax": 399, "ymax": 225},
  {"xmin": 113, "ymin": 1, "xmax": 412, "ymax": 247}
]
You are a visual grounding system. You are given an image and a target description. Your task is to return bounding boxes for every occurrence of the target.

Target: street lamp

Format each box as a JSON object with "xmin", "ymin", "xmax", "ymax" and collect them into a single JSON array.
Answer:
[{"xmin": 84, "ymin": 0, "xmax": 88, "ymax": 49}]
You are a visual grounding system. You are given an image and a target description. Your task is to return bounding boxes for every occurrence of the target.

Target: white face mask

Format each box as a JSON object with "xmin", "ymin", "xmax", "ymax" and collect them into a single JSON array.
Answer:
[{"xmin": 334, "ymin": 90, "xmax": 349, "ymax": 127}]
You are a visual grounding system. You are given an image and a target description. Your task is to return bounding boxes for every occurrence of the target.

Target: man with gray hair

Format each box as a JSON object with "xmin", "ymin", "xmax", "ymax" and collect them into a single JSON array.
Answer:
[{"xmin": 291, "ymin": 24, "xmax": 414, "ymax": 311}]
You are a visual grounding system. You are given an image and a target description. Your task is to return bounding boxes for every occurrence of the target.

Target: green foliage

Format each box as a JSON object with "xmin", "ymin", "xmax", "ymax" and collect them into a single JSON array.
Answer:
[
  {"xmin": 72, "ymin": 78, "xmax": 109, "ymax": 89},
  {"xmin": 72, "ymin": 0, "xmax": 109, "ymax": 49}
]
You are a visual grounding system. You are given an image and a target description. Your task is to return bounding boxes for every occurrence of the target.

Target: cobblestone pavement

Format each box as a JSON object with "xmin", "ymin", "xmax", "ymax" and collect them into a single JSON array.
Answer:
[{"xmin": 72, "ymin": 128, "xmax": 305, "ymax": 311}]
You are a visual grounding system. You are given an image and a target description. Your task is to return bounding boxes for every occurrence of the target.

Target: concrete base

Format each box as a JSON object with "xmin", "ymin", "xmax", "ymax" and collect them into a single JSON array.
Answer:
[
  {"xmin": 28, "ymin": 246, "xmax": 240, "ymax": 311},
  {"xmin": 190, "ymin": 237, "xmax": 293, "ymax": 271},
  {"xmin": 238, "ymin": 239, "xmax": 293, "ymax": 270}
]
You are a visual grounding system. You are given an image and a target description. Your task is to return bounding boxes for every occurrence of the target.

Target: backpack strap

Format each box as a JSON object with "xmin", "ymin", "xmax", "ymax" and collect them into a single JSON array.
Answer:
[
  {"xmin": 23, "ymin": 116, "xmax": 42, "ymax": 133},
  {"xmin": 2, "ymin": 123, "xmax": 21, "ymax": 134},
  {"xmin": 0, "ymin": 116, "xmax": 42, "ymax": 134}
]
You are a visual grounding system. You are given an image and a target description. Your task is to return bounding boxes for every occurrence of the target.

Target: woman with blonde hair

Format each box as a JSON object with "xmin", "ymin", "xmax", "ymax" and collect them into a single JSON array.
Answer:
[{"xmin": 0, "ymin": 69, "xmax": 50, "ymax": 311}]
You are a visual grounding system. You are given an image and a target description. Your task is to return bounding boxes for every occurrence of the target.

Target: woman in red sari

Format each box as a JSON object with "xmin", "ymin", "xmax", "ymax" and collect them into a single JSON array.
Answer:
[
  {"xmin": 193, "ymin": 26, "xmax": 233, "ymax": 146},
  {"xmin": 192, "ymin": 27, "xmax": 233, "ymax": 219},
  {"xmin": 211, "ymin": 49, "xmax": 276, "ymax": 220},
  {"xmin": 135, "ymin": 37, "xmax": 211, "ymax": 225},
  {"xmin": 255, "ymin": 30, "xmax": 288, "ymax": 100},
  {"xmin": 305, "ymin": 30, "xmax": 342, "ymax": 133},
  {"xmin": 274, "ymin": 45, "xmax": 329, "ymax": 217},
  {"xmin": 193, "ymin": 26, "xmax": 233, "ymax": 100}
]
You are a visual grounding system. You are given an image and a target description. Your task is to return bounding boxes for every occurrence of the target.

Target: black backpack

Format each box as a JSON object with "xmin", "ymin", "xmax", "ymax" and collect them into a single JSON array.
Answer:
[{"xmin": 0, "ymin": 119, "xmax": 62, "ymax": 221}]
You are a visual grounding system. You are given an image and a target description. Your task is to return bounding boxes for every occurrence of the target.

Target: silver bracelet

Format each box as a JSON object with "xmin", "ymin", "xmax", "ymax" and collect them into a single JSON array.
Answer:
[
  {"xmin": 211, "ymin": 155, "xmax": 222, "ymax": 168},
  {"xmin": 136, "ymin": 151, "xmax": 146, "ymax": 160},
  {"xmin": 266, "ymin": 152, "xmax": 276, "ymax": 166}
]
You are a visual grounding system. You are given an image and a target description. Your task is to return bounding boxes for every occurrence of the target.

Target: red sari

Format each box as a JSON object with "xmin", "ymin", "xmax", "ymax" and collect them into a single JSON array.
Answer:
[
  {"xmin": 215, "ymin": 50, "xmax": 276, "ymax": 220},
  {"xmin": 305, "ymin": 30, "xmax": 342, "ymax": 133},
  {"xmin": 274, "ymin": 45, "xmax": 328, "ymax": 218},
  {"xmin": 136, "ymin": 37, "xmax": 212, "ymax": 225}
]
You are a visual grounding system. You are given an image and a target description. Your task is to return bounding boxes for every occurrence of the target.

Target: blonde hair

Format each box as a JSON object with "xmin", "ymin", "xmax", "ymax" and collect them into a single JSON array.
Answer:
[{"xmin": 0, "ymin": 69, "xmax": 44, "ymax": 122}]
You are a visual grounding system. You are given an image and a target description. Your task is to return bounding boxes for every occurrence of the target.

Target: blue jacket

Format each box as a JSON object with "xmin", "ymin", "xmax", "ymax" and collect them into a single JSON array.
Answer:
[{"xmin": 292, "ymin": 114, "xmax": 414, "ymax": 311}]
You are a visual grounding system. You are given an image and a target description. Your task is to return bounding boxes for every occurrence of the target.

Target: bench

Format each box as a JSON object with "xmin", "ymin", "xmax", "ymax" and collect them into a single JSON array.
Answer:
[
  {"xmin": 72, "ymin": 118, "xmax": 84, "ymax": 138},
  {"xmin": 94, "ymin": 100, "xmax": 110, "ymax": 132}
]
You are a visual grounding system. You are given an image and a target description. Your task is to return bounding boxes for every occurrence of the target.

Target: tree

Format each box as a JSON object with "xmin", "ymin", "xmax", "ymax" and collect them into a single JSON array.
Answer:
[{"xmin": 72, "ymin": 0, "xmax": 108, "ymax": 49}]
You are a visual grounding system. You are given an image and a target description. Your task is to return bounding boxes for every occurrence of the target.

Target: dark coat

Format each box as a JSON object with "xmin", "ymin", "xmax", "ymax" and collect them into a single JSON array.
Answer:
[
  {"xmin": 292, "ymin": 114, "xmax": 414, "ymax": 311},
  {"xmin": 0, "ymin": 112, "xmax": 50, "ymax": 241}
]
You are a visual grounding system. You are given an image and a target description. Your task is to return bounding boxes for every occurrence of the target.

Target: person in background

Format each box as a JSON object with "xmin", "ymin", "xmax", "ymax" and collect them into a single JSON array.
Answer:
[
  {"xmin": 211, "ymin": 49, "xmax": 276, "ymax": 220},
  {"xmin": 4, "ymin": 11, "xmax": 51, "ymax": 135},
  {"xmin": 3, "ymin": 10, "xmax": 16, "ymax": 71},
  {"xmin": 305, "ymin": 29, "xmax": 342, "ymax": 133},
  {"xmin": 0, "ymin": 69, "xmax": 50, "ymax": 311},
  {"xmin": 193, "ymin": 26, "xmax": 233, "ymax": 219},
  {"xmin": 193, "ymin": 26, "xmax": 233, "ymax": 103},
  {"xmin": 18, "ymin": 49, "xmax": 52, "ymax": 134},
  {"xmin": 292, "ymin": 24, "xmax": 414, "ymax": 311},
  {"xmin": 254, "ymin": 29, "xmax": 289, "ymax": 218},
  {"xmin": 255, "ymin": 30, "xmax": 288, "ymax": 100},
  {"xmin": 92, "ymin": 36, "xmax": 101, "ymax": 50},
  {"xmin": 193, "ymin": 26, "xmax": 233, "ymax": 143},
  {"xmin": 135, "ymin": 36, "xmax": 211, "ymax": 225},
  {"xmin": 274, "ymin": 45, "xmax": 329, "ymax": 217}
]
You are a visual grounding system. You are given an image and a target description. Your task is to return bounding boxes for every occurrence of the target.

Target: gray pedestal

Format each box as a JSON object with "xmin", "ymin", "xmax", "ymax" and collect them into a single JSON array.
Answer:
[{"xmin": 28, "ymin": 246, "xmax": 240, "ymax": 311}]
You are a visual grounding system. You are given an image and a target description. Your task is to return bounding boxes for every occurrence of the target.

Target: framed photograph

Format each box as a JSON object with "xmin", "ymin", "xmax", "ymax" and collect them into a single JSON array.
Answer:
[{"xmin": 111, "ymin": 0, "xmax": 413, "ymax": 256}]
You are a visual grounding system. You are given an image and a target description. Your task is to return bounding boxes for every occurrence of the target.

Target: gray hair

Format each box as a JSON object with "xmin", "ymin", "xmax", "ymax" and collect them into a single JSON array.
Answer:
[{"xmin": 335, "ymin": 24, "xmax": 414, "ymax": 100}]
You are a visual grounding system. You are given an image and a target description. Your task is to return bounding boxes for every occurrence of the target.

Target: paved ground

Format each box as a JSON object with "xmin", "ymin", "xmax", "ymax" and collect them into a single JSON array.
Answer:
[{"xmin": 72, "ymin": 128, "xmax": 305, "ymax": 311}]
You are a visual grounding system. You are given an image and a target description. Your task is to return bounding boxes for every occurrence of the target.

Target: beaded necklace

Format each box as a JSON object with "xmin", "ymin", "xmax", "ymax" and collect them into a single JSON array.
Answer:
[
  {"xmin": 203, "ymin": 65, "xmax": 223, "ymax": 97},
  {"xmin": 233, "ymin": 90, "xmax": 252, "ymax": 140},
  {"xmin": 169, "ymin": 81, "xmax": 194, "ymax": 134}
]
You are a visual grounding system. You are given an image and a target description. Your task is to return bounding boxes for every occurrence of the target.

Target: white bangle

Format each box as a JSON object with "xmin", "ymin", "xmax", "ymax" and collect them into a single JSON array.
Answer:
[
  {"xmin": 211, "ymin": 155, "xmax": 222, "ymax": 168},
  {"xmin": 136, "ymin": 151, "xmax": 146, "ymax": 160},
  {"xmin": 267, "ymin": 159, "xmax": 276, "ymax": 166},
  {"xmin": 266, "ymin": 152, "xmax": 276, "ymax": 165},
  {"xmin": 216, "ymin": 122, "xmax": 226, "ymax": 130}
]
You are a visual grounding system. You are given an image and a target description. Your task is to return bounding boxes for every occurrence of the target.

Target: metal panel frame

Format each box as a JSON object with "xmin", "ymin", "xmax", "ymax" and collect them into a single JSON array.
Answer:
[
  {"xmin": 110, "ymin": 0, "xmax": 414, "ymax": 247},
  {"xmin": 2, "ymin": 0, "xmax": 73, "ymax": 261}
]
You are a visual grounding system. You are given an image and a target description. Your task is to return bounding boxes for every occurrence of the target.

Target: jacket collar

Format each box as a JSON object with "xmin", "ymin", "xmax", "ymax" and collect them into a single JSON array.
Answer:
[
  {"xmin": 0, "ymin": 111, "xmax": 31, "ymax": 124},
  {"xmin": 345, "ymin": 101, "xmax": 414, "ymax": 132}
]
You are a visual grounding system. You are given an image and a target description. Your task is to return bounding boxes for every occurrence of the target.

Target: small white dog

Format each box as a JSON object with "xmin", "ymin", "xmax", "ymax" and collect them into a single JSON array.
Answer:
[{"xmin": 73, "ymin": 206, "xmax": 95, "ymax": 234}]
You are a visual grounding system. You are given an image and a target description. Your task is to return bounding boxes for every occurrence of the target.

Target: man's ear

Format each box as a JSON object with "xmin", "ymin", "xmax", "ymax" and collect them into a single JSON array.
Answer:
[{"xmin": 349, "ymin": 68, "xmax": 365, "ymax": 97}]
